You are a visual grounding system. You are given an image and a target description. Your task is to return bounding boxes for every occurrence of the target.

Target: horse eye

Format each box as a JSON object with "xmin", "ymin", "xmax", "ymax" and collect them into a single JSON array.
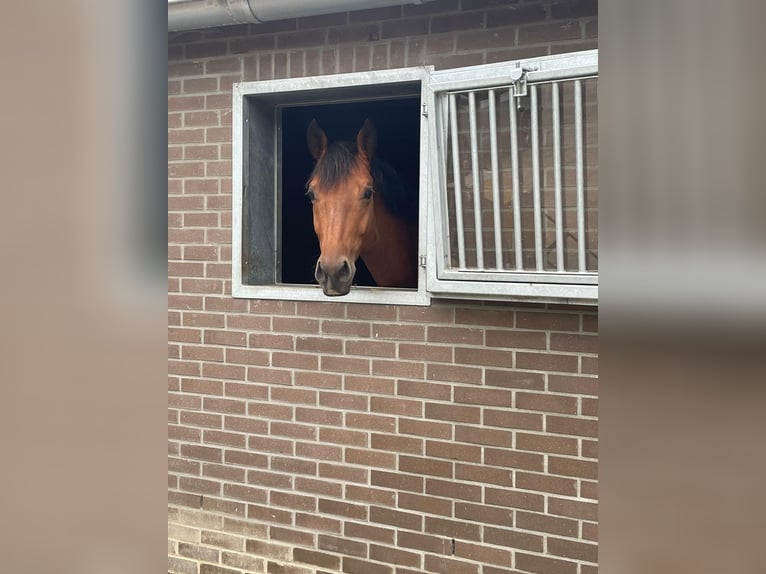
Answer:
[
  {"xmin": 306, "ymin": 188, "xmax": 316, "ymax": 203},
  {"xmin": 362, "ymin": 186, "xmax": 374, "ymax": 200}
]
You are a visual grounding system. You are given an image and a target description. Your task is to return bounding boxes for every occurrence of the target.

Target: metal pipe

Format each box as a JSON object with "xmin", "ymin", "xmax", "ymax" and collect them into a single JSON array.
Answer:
[
  {"xmin": 509, "ymin": 88, "xmax": 523, "ymax": 270},
  {"xmin": 468, "ymin": 91, "xmax": 484, "ymax": 269},
  {"xmin": 574, "ymin": 79, "xmax": 586, "ymax": 271},
  {"xmin": 530, "ymin": 85, "xmax": 543, "ymax": 271},
  {"xmin": 488, "ymin": 89, "xmax": 503, "ymax": 270},
  {"xmin": 448, "ymin": 93, "xmax": 466, "ymax": 269},
  {"xmin": 552, "ymin": 82, "xmax": 564, "ymax": 271},
  {"xmin": 169, "ymin": 0, "xmax": 435, "ymax": 32}
]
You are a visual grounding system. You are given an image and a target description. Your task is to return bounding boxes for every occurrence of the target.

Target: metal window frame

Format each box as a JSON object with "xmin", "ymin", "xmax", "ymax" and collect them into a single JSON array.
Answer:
[
  {"xmin": 232, "ymin": 67, "xmax": 433, "ymax": 306},
  {"xmin": 425, "ymin": 50, "xmax": 599, "ymax": 304}
]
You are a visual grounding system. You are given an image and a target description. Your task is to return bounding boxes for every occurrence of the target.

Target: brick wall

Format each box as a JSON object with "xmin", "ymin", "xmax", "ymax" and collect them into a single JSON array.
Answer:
[{"xmin": 168, "ymin": 2, "xmax": 598, "ymax": 574}]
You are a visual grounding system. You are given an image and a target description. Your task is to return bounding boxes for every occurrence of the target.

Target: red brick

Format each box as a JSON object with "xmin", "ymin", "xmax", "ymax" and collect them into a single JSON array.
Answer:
[
  {"xmin": 346, "ymin": 412, "xmax": 396, "ymax": 433},
  {"xmin": 345, "ymin": 448, "xmax": 396, "ymax": 469},
  {"xmin": 516, "ymin": 311, "xmax": 580, "ymax": 331},
  {"xmin": 369, "ymin": 506, "xmax": 422, "ymax": 531},
  {"xmin": 548, "ymin": 496, "xmax": 598, "ymax": 521},
  {"xmin": 224, "ymin": 449, "xmax": 268, "ymax": 469},
  {"xmin": 398, "ymin": 380, "xmax": 450, "ymax": 401},
  {"xmin": 455, "ymin": 425, "xmax": 512, "ymax": 448},
  {"xmin": 427, "ymin": 326, "xmax": 482, "ymax": 345},
  {"xmin": 547, "ymin": 415, "xmax": 597, "ymax": 437},
  {"xmin": 318, "ymin": 499, "xmax": 367, "ymax": 520},
  {"xmin": 321, "ymin": 355, "xmax": 369, "ymax": 374},
  {"xmin": 397, "ymin": 531, "xmax": 446, "ymax": 554},
  {"xmin": 484, "ymin": 527, "xmax": 543, "ymax": 552},
  {"xmin": 425, "ymin": 402, "xmax": 480, "ymax": 424},
  {"xmin": 484, "ymin": 448, "xmax": 544, "ymax": 472},
  {"xmin": 423, "ymin": 555, "xmax": 478, "ymax": 574},
  {"xmin": 515, "ymin": 552, "xmax": 577, "ymax": 574},
  {"xmin": 181, "ymin": 377, "xmax": 223, "ymax": 396},
  {"xmin": 547, "ymin": 374, "xmax": 598, "ymax": 396},
  {"xmin": 400, "ymin": 455, "xmax": 453, "ymax": 478},
  {"xmin": 456, "ymin": 463, "xmax": 512, "ymax": 487},
  {"xmin": 516, "ymin": 351, "xmax": 579, "ymax": 373},
  {"xmin": 484, "ymin": 488, "xmax": 544, "ymax": 511},
  {"xmin": 319, "ymin": 427, "xmax": 367, "ymax": 447},
  {"xmin": 270, "ymin": 525, "xmax": 314, "ymax": 546},
  {"xmin": 269, "ymin": 456, "xmax": 315, "ymax": 478},
  {"xmin": 398, "ymin": 343, "xmax": 452, "ymax": 363},
  {"xmin": 319, "ymin": 463, "xmax": 368, "ymax": 484},
  {"xmin": 345, "ymin": 340, "xmax": 396, "ymax": 358},
  {"xmin": 372, "ymin": 323, "xmax": 424, "ymax": 341},
  {"xmin": 370, "ymin": 543, "xmax": 420, "ymax": 567},
  {"xmin": 371, "ymin": 396, "xmax": 422, "ymax": 417},
  {"xmin": 455, "ymin": 346, "xmax": 513, "ymax": 368},
  {"xmin": 317, "ymin": 534, "xmax": 367, "ymax": 558},
  {"xmin": 454, "ymin": 386, "xmax": 512, "ymax": 407},
  {"xmin": 342, "ymin": 557, "xmax": 392, "ymax": 574},
  {"xmin": 548, "ymin": 456, "xmax": 597, "ymax": 479},
  {"xmin": 320, "ymin": 390, "xmax": 368, "ymax": 411},
  {"xmin": 426, "ymin": 440, "xmax": 481, "ymax": 463},
  {"xmin": 483, "ymin": 409, "xmax": 543, "ymax": 431},
  {"xmin": 272, "ymin": 351, "xmax": 318, "ymax": 370},
  {"xmin": 398, "ymin": 492, "xmax": 452, "ymax": 517},
  {"xmin": 516, "ymin": 511, "xmax": 579, "ymax": 537},
  {"xmin": 516, "ymin": 392, "xmax": 578, "ymax": 414},
  {"xmin": 425, "ymin": 516, "xmax": 481, "ymax": 541},
  {"xmin": 371, "ymin": 470, "xmax": 423, "ymax": 493},
  {"xmin": 270, "ymin": 491, "xmax": 316, "ymax": 513},
  {"xmin": 398, "ymin": 418, "xmax": 452, "ymax": 440},
  {"xmin": 427, "ymin": 363, "xmax": 482, "ymax": 385},
  {"xmin": 426, "ymin": 478, "xmax": 481, "ymax": 502},
  {"xmin": 485, "ymin": 329, "xmax": 547, "ymax": 349},
  {"xmin": 344, "ymin": 522, "xmax": 395, "ymax": 545},
  {"xmin": 296, "ymin": 407, "xmax": 342, "ymax": 426},
  {"xmin": 370, "ymin": 433, "xmax": 422, "ymax": 455}
]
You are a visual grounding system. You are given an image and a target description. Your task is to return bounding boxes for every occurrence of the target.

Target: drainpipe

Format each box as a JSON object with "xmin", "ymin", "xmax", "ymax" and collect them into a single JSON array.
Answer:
[{"xmin": 169, "ymin": 0, "xmax": 434, "ymax": 32}]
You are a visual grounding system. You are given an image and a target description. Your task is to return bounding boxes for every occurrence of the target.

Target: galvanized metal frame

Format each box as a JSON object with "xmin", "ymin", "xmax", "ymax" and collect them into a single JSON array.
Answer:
[
  {"xmin": 232, "ymin": 67, "xmax": 432, "ymax": 306},
  {"xmin": 426, "ymin": 50, "xmax": 598, "ymax": 303}
]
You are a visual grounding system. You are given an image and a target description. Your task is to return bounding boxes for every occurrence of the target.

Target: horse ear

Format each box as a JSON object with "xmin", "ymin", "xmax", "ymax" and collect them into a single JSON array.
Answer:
[
  {"xmin": 357, "ymin": 118, "xmax": 376, "ymax": 160},
  {"xmin": 307, "ymin": 119, "xmax": 327, "ymax": 160}
]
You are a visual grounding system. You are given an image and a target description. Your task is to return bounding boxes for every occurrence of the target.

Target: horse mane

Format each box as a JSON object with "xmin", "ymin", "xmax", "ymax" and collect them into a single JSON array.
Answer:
[{"xmin": 308, "ymin": 141, "xmax": 418, "ymax": 223}]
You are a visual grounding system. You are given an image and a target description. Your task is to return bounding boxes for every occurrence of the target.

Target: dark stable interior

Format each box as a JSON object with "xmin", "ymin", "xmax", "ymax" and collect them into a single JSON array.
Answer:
[{"xmin": 279, "ymin": 98, "xmax": 421, "ymax": 287}]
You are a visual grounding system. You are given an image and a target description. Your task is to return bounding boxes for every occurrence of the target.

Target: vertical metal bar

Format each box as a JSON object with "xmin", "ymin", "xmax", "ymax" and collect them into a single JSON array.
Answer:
[
  {"xmin": 468, "ymin": 91, "xmax": 484, "ymax": 269},
  {"xmin": 552, "ymin": 82, "xmax": 564, "ymax": 271},
  {"xmin": 488, "ymin": 89, "xmax": 503, "ymax": 269},
  {"xmin": 530, "ymin": 85, "xmax": 543, "ymax": 271},
  {"xmin": 448, "ymin": 93, "xmax": 466, "ymax": 269},
  {"xmin": 509, "ymin": 88, "xmax": 523, "ymax": 270},
  {"xmin": 574, "ymin": 79, "xmax": 586, "ymax": 272}
]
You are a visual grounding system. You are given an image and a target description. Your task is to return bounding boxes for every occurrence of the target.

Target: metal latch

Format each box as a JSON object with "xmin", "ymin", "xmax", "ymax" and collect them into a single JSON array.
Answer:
[{"xmin": 510, "ymin": 67, "xmax": 533, "ymax": 111}]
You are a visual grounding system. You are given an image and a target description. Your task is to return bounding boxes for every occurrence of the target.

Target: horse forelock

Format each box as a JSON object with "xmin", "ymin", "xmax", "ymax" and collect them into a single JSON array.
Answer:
[{"xmin": 308, "ymin": 141, "xmax": 365, "ymax": 189}]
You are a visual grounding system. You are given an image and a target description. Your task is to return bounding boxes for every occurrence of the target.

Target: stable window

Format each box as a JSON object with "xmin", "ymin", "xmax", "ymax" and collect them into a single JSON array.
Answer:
[
  {"xmin": 232, "ymin": 68, "xmax": 430, "ymax": 305},
  {"xmin": 232, "ymin": 50, "xmax": 598, "ymax": 305}
]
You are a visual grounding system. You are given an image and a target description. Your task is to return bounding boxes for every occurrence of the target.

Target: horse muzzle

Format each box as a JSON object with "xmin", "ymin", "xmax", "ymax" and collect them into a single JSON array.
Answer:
[{"xmin": 315, "ymin": 257, "xmax": 355, "ymax": 296}]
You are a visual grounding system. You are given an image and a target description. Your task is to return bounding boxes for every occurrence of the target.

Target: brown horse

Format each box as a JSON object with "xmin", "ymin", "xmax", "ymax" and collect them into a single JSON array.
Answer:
[{"xmin": 306, "ymin": 119, "xmax": 418, "ymax": 296}]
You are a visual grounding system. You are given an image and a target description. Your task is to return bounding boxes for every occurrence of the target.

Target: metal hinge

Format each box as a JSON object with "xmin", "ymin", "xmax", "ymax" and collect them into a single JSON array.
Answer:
[
  {"xmin": 421, "ymin": 103, "xmax": 428, "ymax": 117},
  {"xmin": 419, "ymin": 255, "xmax": 427, "ymax": 268}
]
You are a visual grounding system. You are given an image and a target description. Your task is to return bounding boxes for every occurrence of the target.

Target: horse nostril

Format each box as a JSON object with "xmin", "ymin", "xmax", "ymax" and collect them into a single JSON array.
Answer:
[
  {"xmin": 338, "ymin": 259, "xmax": 352, "ymax": 281},
  {"xmin": 315, "ymin": 261, "xmax": 326, "ymax": 283}
]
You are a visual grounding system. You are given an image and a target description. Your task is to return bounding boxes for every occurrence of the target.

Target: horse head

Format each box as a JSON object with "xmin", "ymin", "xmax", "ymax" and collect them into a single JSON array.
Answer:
[{"xmin": 306, "ymin": 119, "xmax": 378, "ymax": 296}]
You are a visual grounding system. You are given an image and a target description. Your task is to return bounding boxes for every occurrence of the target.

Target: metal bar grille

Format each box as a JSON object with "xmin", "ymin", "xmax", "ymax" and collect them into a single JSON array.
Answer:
[
  {"xmin": 448, "ymin": 93, "xmax": 466, "ymax": 269},
  {"xmin": 530, "ymin": 85, "xmax": 543, "ymax": 271},
  {"xmin": 467, "ymin": 91, "xmax": 484, "ymax": 269},
  {"xmin": 488, "ymin": 89, "xmax": 503, "ymax": 269},
  {"xmin": 440, "ymin": 73, "xmax": 597, "ymax": 284},
  {"xmin": 574, "ymin": 79, "xmax": 586, "ymax": 272}
]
